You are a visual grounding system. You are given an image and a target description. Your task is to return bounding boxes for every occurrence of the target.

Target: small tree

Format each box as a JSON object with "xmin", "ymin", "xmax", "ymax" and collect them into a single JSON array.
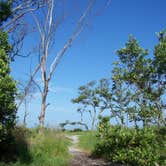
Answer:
[
  {"xmin": 116, "ymin": 34, "xmax": 165, "ymax": 127},
  {"xmin": 111, "ymin": 63, "xmax": 132, "ymax": 126},
  {"xmin": 95, "ymin": 78, "xmax": 120, "ymax": 124},
  {"xmin": 72, "ymin": 81, "xmax": 101, "ymax": 130}
]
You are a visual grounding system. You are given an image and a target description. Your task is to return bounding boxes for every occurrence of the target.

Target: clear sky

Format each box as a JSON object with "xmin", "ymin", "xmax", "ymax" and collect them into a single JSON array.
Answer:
[{"xmin": 11, "ymin": 0, "xmax": 166, "ymax": 128}]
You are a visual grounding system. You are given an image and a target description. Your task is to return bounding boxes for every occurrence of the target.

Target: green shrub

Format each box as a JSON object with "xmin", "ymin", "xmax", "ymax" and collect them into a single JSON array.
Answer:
[
  {"xmin": 93, "ymin": 117, "xmax": 164, "ymax": 166},
  {"xmin": 155, "ymin": 127, "xmax": 166, "ymax": 165}
]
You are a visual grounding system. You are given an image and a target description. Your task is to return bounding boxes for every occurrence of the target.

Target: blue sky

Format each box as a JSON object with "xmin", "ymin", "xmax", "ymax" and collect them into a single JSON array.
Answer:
[{"xmin": 11, "ymin": 0, "xmax": 166, "ymax": 128}]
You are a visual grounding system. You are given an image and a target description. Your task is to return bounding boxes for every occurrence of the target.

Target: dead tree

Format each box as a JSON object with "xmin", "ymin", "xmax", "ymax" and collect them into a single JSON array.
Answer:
[{"xmin": 17, "ymin": 0, "xmax": 111, "ymax": 128}]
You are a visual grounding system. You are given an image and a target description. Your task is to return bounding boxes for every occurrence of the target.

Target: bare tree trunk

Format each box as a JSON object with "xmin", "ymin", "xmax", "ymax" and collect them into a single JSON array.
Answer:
[
  {"xmin": 23, "ymin": 100, "xmax": 28, "ymax": 127},
  {"xmin": 39, "ymin": 77, "xmax": 49, "ymax": 127},
  {"xmin": 15, "ymin": 0, "xmax": 111, "ymax": 128},
  {"xmin": 39, "ymin": 94, "xmax": 46, "ymax": 127},
  {"xmin": 91, "ymin": 106, "xmax": 97, "ymax": 130}
]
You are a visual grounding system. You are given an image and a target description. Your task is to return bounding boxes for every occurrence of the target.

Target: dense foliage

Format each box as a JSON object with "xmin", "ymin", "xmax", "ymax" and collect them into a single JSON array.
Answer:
[
  {"xmin": 115, "ymin": 33, "xmax": 165, "ymax": 127},
  {"xmin": 0, "ymin": 30, "xmax": 16, "ymax": 126},
  {"xmin": 94, "ymin": 32, "xmax": 165, "ymax": 165},
  {"xmin": 0, "ymin": 1, "xmax": 17, "ymax": 161},
  {"xmin": 0, "ymin": 29, "xmax": 17, "ymax": 158},
  {"xmin": 94, "ymin": 117, "xmax": 165, "ymax": 166},
  {"xmin": 73, "ymin": 31, "xmax": 166, "ymax": 165}
]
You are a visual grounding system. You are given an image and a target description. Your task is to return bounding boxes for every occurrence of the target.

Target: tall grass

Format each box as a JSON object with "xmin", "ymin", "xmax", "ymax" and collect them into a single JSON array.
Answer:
[
  {"xmin": 0, "ymin": 127, "xmax": 71, "ymax": 166},
  {"xmin": 77, "ymin": 131, "xmax": 97, "ymax": 153}
]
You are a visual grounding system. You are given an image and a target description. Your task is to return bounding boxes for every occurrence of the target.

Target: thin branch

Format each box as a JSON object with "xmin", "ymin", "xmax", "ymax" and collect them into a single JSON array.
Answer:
[
  {"xmin": 31, "ymin": 11, "xmax": 43, "ymax": 39},
  {"xmin": 48, "ymin": 0, "xmax": 96, "ymax": 82},
  {"xmin": 17, "ymin": 63, "xmax": 41, "ymax": 111},
  {"xmin": 31, "ymin": 78, "xmax": 42, "ymax": 94},
  {"xmin": 17, "ymin": 0, "xmax": 111, "ymax": 111}
]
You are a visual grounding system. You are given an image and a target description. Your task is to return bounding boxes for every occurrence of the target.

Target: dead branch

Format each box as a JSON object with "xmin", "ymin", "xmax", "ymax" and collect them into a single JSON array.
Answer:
[{"xmin": 16, "ymin": 0, "xmax": 111, "ymax": 127}]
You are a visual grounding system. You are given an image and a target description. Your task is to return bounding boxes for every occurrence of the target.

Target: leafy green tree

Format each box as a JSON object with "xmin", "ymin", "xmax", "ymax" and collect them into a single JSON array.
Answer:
[
  {"xmin": 0, "ymin": 1, "xmax": 17, "ymax": 154},
  {"xmin": 96, "ymin": 72, "xmax": 134, "ymax": 127},
  {"xmin": 111, "ymin": 63, "xmax": 133, "ymax": 126},
  {"xmin": 151, "ymin": 31, "xmax": 166, "ymax": 126},
  {"xmin": 116, "ymin": 35, "xmax": 150, "ymax": 88},
  {"xmin": 0, "ymin": 29, "xmax": 17, "ymax": 144},
  {"xmin": 92, "ymin": 32, "xmax": 165, "ymax": 166},
  {"xmin": 95, "ymin": 78, "xmax": 112, "ymax": 113},
  {"xmin": 95, "ymin": 78, "xmax": 125, "ymax": 125},
  {"xmin": 116, "ymin": 34, "xmax": 165, "ymax": 127},
  {"xmin": 72, "ymin": 81, "xmax": 101, "ymax": 130},
  {"xmin": 154, "ymin": 30, "xmax": 166, "ymax": 76}
]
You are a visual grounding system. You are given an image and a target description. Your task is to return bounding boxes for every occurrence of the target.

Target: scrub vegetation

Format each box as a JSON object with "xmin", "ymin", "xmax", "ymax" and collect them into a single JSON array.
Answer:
[
  {"xmin": 72, "ymin": 31, "xmax": 166, "ymax": 165},
  {"xmin": 0, "ymin": 127, "xmax": 71, "ymax": 166},
  {"xmin": 0, "ymin": 1, "xmax": 165, "ymax": 166}
]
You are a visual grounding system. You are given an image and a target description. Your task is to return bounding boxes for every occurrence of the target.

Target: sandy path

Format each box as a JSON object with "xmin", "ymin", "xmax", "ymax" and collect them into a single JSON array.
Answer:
[{"xmin": 66, "ymin": 135, "xmax": 113, "ymax": 166}]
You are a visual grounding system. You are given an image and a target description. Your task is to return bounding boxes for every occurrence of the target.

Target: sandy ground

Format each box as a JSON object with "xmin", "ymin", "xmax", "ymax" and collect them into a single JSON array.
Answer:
[{"xmin": 66, "ymin": 135, "xmax": 118, "ymax": 166}]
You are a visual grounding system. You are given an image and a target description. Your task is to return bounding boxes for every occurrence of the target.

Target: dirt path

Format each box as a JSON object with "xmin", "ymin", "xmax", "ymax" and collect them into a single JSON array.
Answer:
[{"xmin": 66, "ymin": 135, "xmax": 113, "ymax": 166}]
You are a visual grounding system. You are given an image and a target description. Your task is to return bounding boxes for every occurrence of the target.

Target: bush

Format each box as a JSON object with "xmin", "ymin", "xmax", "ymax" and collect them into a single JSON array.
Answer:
[
  {"xmin": 155, "ymin": 127, "xmax": 166, "ymax": 165},
  {"xmin": 93, "ymin": 117, "xmax": 164, "ymax": 166}
]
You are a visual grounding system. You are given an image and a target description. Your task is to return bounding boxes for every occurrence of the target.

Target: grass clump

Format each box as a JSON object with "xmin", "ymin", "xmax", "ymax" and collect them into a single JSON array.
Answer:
[
  {"xmin": 77, "ymin": 131, "xmax": 97, "ymax": 153},
  {"xmin": 29, "ymin": 128, "xmax": 70, "ymax": 166}
]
